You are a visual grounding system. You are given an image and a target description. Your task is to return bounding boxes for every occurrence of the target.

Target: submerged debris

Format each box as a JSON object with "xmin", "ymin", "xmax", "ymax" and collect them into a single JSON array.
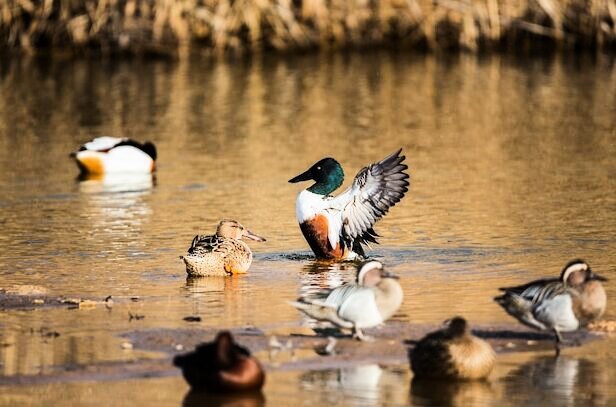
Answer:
[
  {"xmin": 129, "ymin": 312, "xmax": 145, "ymax": 321},
  {"xmin": 42, "ymin": 331, "xmax": 60, "ymax": 339},
  {"xmin": 78, "ymin": 300, "xmax": 97, "ymax": 309},
  {"xmin": 104, "ymin": 296, "xmax": 114, "ymax": 309},
  {"xmin": 588, "ymin": 320, "xmax": 616, "ymax": 333}
]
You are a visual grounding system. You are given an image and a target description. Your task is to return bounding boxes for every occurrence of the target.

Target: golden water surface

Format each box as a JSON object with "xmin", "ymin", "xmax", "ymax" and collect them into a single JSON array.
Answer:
[{"xmin": 0, "ymin": 52, "xmax": 615, "ymax": 405}]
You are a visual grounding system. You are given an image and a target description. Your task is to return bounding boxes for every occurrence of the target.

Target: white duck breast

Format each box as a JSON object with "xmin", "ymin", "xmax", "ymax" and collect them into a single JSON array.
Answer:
[
  {"xmin": 295, "ymin": 190, "xmax": 328, "ymax": 223},
  {"xmin": 296, "ymin": 190, "xmax": 341, "ymax": 250},
  {"xmin": 101, "ymin": 145, "xmax": 154, "ymax": 173},
  {"xmin": 533, "ymin": 294, "xmax": 580, "ymax": 332}
]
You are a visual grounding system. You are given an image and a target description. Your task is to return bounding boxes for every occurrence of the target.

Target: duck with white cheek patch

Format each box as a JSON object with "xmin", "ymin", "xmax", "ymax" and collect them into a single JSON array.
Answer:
[
  {"xmin": 290, "ymin": 260, "xmax": 403, "ymax": 341},
  {"xmin": 495, "ymin": 259, "xmax": 607, "ymax": 355}
]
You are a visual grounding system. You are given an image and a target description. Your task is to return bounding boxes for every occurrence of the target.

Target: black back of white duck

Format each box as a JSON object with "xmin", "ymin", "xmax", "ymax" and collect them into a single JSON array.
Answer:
[
  {"xmin": 72, "ymin": 137, "xmax": 157, "ymax": 175},
  {"xmin": 410, "ymin": 317, "xmax": 495, "ymax": 380},
  {"xmin": 289, "ymin": 149, "xmax": 410, "ymax": 260},
  {"xmin": 494, "ymin": 259, "xmax": 607, "ymax": 353}
]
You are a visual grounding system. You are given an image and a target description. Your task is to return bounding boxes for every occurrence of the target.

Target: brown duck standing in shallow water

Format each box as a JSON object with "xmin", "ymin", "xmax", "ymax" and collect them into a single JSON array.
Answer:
[
  {"xmin": 409, "ymin": 317, "xmax": 495, "ymax": 380},
  {"xmin": 173, "ymin": 331, "xmax": 265, "ymax": 393}
]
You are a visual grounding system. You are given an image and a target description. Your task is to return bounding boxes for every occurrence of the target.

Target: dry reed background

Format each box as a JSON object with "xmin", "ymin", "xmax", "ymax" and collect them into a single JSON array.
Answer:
[{"xmin": 1, "ymin": 0, "xmax": 615, "ymax": 56}]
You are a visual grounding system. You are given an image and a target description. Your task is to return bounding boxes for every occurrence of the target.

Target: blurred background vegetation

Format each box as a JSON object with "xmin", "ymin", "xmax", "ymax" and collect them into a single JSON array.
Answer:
[{"xmin": 1, "ymin": 0, "xmax": 615, "ymax": 57}]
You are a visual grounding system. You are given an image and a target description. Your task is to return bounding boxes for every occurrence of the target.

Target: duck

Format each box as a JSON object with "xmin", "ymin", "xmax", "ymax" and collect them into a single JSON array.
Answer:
[
  {"xmin": 288, "ymin": 149, "xmax": 409, "ymax": 260},
  {"xmin": 173, "ymin": 331, "xmax": 265, "ymax": 393},
  {"xmin": 409, "ymin": 316, "xmax": 495, "ymax": 380},
  {"xmin": 289, "ymin": 260, "xmax": 403, "ymax": 340},
  {"xmin": 181, "ymin": 220, "xmax": 266, "ymax": 277},
  {"xmin": 71, "ymin": 136, "xmax": 157, "ymax": 175},
  {"xmin": 494, "ymin": 259, "xmax": 607, "ymax": 353}
]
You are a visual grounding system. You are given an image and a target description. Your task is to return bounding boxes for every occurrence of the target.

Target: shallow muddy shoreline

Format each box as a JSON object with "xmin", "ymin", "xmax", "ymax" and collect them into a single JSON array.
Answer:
[{"xmin": 0, "ymin": 316, "xmax": 606, "ymax": 386}]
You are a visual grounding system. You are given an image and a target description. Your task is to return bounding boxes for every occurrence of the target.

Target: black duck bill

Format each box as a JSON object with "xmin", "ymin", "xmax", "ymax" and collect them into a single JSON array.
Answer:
[
  {"xmin": 590, "ymin": 272, "xmax": 608, "ymax": 281},
  {"xmin": 288, "ymin": 168, "xmax": 313, "ymax": 183}
]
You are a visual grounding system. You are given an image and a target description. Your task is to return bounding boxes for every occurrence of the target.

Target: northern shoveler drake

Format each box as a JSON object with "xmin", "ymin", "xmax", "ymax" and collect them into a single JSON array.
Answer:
[
  {"xmin": 288, "ymin": 149, "xmax": 409, "ymax": 260},
  {"xmin": 409, "ymin": 317, "xmax": 495, "ymax": 380},
  {"xmin": 173, "ymin": 331, "xmax": 265, "ymax": 393},
  {"xmin": 289, "ymin": 260, "xmax": 403, "ymax": 340},
  {"xmin": 495, "ymin": 259, "xmax": 607, "ymax": 354},
  {"xmin": 181, "ymin": 220, "xmax": 266, "ymax": 277},
  {"xmin": 71, "ymin": 137, "xmax": 157, "ymax": 175}
]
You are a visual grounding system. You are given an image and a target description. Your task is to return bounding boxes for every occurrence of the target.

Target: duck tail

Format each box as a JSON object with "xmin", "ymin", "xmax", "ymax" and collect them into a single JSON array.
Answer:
[
  {"xmin": 288, "ymin": 300, "xmax": 353, "ymax": 328},
  {"xmin": 494, "ymin": 292, "xmax": 534, "ymax": 322}
]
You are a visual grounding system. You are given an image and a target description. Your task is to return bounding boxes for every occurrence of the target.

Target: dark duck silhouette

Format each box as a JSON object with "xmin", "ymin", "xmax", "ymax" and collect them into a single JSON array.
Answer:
[{"xmin": 173, "ymin": 331, "xmax": 265, "ymax": 393}]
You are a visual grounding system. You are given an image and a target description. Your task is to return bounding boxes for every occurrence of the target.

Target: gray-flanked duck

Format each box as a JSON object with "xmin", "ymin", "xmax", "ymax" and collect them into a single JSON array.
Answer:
[
  {"xmin": 494, "ymin": 259, "xmax": 607, "ymax": 353},
  {"xmin": 173, "ymin": 331, "xmax": 265, "ymax": 393},
  {"xmin": 71, "ymin": 137, "xmax": 157, "ymax": 175},
  {"xmin": 409, "ymin": 317, "xmax": 495, "ymax": 380},
  {"xmin": 290, "ymin": 260, "xmax": 403, "ymax": 340},
  {"xmin": 288, "ymin": 149, "xmax": 409, "ymax": 260},
  {"xmin": 181, "ymin": 220, "xmax": 266, "ymax": 277}
]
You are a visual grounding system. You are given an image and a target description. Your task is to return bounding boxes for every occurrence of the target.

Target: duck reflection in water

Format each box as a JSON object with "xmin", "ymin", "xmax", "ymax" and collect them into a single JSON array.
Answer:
[
  {"xmin": 77, "ymin": 173, "xmax": 154, "ymax": 227},
  {"xmin": 182, "ymin": 277, "xmax": 244, "ymax": 330},
  {"xmin": 410, "ymin": 378, "xmax": 494, "ymax": 406},
  {"xmin": 502, "ymin": 355, "xmax": 608, "ymax": 406},
  {"xmin": 182, "ymin": 390, "xmax": 265, "ymax": 407},
  {"xmin": 77, "ymin": 172, "xmax": 155, "ymax": 194},
  {"xmin": 300, "ymin": 364, "xmax": 409, "ymax": 404},
  {"xmin": 298, "ymin": 260, "xmax": 350, "ymax": 298},
  {"xmin": 77, "ymin": 173, "xmax": 154, "ymax": 249}
]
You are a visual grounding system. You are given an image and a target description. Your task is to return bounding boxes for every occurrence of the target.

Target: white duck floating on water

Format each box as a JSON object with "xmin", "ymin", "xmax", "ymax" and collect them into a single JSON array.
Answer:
[{"xmin": 71, "ymin": 137, "xmax": 157, "ymax": 175}]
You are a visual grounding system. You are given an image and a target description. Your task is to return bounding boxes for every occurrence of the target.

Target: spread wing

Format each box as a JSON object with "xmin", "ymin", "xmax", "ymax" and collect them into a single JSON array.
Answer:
[{"xmin": 327, "ymin": 149, "xmax": 410, "ymax": 251}]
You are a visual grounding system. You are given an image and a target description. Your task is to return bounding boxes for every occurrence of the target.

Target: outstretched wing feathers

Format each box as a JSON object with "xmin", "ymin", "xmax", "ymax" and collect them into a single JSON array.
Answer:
[{"xmin": 330, "ymin": 149, "xmax": 410, "ymax": 251}]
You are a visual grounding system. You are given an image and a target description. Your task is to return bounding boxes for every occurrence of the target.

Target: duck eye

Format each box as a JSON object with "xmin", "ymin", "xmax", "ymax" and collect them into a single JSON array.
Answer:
[{"xmin": 317, "ymin": 166, "xmax": 321, "ymax": 170}]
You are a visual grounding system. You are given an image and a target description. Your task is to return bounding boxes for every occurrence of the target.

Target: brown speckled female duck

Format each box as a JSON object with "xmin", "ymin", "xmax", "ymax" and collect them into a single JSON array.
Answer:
[
  {"xmin": 410, "ymin": 317, "xmax": 495, "ymax": 380},
  {"xmin": 181, "ymin": 220, "xmax": 266, "ymax": 277},
  {"xmin": 173, "ymin": 331, "xmax": 265, "ymax": 393}
]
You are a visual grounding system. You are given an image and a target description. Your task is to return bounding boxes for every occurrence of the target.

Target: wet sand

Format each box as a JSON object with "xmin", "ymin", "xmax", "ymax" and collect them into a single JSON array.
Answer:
[{"xmin": 0, "ymin": 293, "xmax": 606, "ymax": 386}]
